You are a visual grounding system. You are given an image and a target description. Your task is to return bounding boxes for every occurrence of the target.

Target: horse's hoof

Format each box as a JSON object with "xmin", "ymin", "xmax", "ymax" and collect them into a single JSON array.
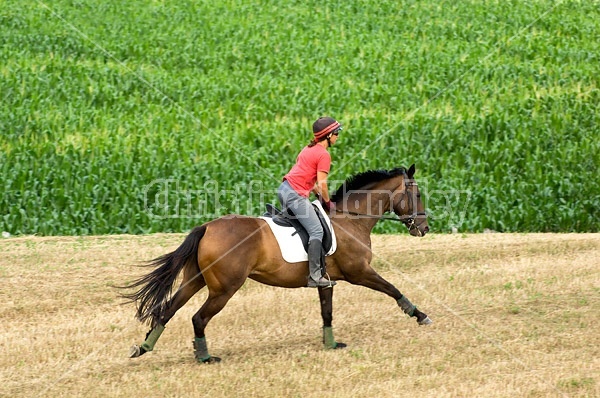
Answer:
[
  {"xmin": 334, "ymin": 342, "xmax": 347, "ymax": 349},
  {"xmin": 129, "ymin": 345, "xmax": 142, "ymax": 358},
  {"xmin": 199, "ymin": 356, "xmax": 221, "ymax": 364},
  {"xmin": 418, "ymin": 316, "xmax": 433, "ymax": 326}
]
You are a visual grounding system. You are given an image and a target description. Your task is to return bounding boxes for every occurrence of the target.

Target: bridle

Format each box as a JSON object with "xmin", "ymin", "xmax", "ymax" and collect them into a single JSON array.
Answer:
[
  {"xmin": 333, "ymin": 178, "xmax": 428, "ymax": 232},
  {"xmin": 392, "ymin": 180, "xmax": 428, "ymax": 233}
]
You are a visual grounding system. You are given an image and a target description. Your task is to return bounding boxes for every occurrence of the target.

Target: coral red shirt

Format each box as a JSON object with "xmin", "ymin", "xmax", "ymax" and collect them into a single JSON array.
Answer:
[{"xmin": 283, "ymin": 145, "xmax": 331, "ymax": 197}]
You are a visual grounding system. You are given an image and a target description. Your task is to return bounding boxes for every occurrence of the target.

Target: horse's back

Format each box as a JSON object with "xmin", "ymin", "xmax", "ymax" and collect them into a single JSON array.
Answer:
[{"xmin": 198, "ymin": 215, "xmax": 275, "ymax": 263}]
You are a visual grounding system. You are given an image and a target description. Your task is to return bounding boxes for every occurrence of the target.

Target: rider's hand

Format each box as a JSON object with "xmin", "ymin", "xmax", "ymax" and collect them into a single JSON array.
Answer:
[{"xmin": 325, "ymin": 200, "xmax": 335, "ymax": 213}]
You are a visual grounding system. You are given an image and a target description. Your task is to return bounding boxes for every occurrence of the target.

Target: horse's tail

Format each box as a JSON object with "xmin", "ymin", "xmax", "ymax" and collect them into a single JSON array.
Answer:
[{"xmin": 120, "ymin": 225, "xmax": 206, "ymax": 325}]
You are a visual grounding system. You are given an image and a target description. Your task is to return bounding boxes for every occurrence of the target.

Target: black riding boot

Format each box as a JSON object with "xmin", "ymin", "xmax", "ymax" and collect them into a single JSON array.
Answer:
[{"xmin": 307, "ymin": 240, "xmax": 336, "ymax": 288}]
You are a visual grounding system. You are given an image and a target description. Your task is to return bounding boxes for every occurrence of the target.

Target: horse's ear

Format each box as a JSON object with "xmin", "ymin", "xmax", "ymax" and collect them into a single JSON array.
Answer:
[{"xmin": 407, "ymin": 164, "xmax": 416, "ymax": 179}]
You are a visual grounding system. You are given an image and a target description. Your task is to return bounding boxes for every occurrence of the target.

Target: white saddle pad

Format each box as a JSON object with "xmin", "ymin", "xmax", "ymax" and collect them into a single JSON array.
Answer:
[{"xmin": 260, "ymin": 200, "xmax": 337, "ymax": 263}]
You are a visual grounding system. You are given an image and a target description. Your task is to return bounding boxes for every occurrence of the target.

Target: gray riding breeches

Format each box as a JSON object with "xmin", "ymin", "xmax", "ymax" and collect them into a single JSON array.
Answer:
[{"xmin": 277, "ymin": 180, "xmax": 323, "ymax": 243}]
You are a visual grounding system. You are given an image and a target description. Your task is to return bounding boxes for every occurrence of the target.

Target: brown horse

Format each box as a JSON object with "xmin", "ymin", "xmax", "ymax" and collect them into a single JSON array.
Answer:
[{"xmin": 123, "ymin": 164, "xmax": 431, "ymax": 363}]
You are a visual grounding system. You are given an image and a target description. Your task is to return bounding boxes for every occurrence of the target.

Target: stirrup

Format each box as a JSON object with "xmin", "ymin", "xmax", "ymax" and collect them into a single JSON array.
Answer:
[{"xmin": 307, "ymin": 275, "xmax": 336, "ymax": 288}]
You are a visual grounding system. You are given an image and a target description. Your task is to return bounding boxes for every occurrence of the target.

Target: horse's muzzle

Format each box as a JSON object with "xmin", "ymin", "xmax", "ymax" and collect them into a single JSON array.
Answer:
[
  {"xmin": 405, "ymin": 213, "xmax": 429, "ymax": 237},
  {"xmin": 409, "ymin": 225, "xmax": 428, "ymax": 237}
]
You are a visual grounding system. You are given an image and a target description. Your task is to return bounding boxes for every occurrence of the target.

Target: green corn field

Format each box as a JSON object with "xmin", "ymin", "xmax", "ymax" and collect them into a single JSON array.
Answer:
[{"xmin": 1, "ymin": 0, "xmax": 599, "ymax": 235}]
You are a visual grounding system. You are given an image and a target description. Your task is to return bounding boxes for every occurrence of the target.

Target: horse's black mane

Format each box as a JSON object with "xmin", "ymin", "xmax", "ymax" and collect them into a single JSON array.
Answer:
[{"xmin": 331, "ymin": 167, "xmax": 407, "ymax": 202}]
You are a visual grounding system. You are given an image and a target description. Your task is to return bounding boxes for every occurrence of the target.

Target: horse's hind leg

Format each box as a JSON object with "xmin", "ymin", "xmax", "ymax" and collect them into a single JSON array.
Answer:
[
  {"xmin": 160, "ymin": 266, "xmax": 207, "ymax": 325},
  {"xmin": 191, "ymin": 282, "xmax": 245, "ymax": 363},
  {"xmin": 130, "ymin": 267, "xmax": 207, "ymax": 358}
]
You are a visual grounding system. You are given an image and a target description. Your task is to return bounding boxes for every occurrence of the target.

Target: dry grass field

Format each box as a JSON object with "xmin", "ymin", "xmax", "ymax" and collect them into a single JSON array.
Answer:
[{"xmin": 1, "ymin": 233, "xmax": 598, "ymax": 397}]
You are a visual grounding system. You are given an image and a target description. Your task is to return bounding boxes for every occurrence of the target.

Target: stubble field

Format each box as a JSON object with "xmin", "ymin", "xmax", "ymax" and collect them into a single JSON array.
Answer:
[{"xmin": 1, "ymin": 232, "xmax": 598, "ymax": 397}]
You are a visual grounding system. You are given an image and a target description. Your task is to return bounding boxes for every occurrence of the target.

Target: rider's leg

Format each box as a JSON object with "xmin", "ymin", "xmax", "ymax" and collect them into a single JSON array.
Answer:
[
  {"xmin": 306, "ymin": 239, "xmax": 335, "ymax": 287},
  {"xmin": 278, "ymin": 181, "xmax": 335, "ymax": 288}
]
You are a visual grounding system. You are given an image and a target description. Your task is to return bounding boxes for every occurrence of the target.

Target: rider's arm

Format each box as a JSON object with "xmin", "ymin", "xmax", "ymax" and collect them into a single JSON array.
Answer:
[{"xmin": 315, "ymin": 171, "xmax": 331, "ymax": 203}]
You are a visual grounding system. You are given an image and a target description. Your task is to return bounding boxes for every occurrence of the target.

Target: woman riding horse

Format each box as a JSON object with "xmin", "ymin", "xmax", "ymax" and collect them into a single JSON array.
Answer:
[
  {"xmin": 278, "ymin": 116, "xmax": 341, "ymax": 288},
  {"xmin": 123, "ymin": 148, "xmax": 431, "ymax": 363}
]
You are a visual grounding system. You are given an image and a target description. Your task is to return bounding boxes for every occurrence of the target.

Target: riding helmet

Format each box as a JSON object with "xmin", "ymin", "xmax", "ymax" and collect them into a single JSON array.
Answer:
[{"xmin": 313, "ymin": 117, "xmax": 341, "ymax": 140}]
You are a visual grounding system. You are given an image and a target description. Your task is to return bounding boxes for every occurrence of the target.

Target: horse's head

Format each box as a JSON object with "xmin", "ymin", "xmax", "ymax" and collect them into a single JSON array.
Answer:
[
  {"xmin": 391, "ymin": 164, "xmax": 429, "ymax": 237},
  {"xmin": 331, "ymin": 165, "xmax": 429, "ymax": 236}
]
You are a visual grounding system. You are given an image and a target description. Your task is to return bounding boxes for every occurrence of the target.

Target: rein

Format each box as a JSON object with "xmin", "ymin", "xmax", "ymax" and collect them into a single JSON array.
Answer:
[{"xmin": 333, "ymin": 210, "xmax": 425, "ymax": 224}]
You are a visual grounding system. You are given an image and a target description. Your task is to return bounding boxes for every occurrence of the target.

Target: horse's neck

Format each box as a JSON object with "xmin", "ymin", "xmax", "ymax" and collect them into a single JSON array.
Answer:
[
  {"xmin": 345, "ymin": 192, "xmax": 389, "ymax": 215},
  {"xmin": 337, "ymin": 177, "xmax": 403, "ymax": 231},
  {"xmin": 361, "ymin": 177, "xmax": 402, "ymax": 214}
]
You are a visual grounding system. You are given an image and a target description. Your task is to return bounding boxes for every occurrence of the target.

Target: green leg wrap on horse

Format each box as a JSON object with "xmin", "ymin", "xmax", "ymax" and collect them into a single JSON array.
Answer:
[
  {"xmin": 323, "ymin": 326, "xmax": 337, "ymax": 349},
  {"xmin": 397, "ymin": 296, "xmax": 416, "ymax": 317},
  {"xmin": 140, "ymin": 324, "xmax": 165, "ymax": 352},
  {"xmin": 193, "ymin": 337, "xmax": 211, "ymax": 362}
]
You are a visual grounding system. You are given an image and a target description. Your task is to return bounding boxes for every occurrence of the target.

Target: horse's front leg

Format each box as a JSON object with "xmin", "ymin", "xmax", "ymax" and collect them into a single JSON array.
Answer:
[
  {"xmin": 348, "ymin": 266, "xmax": 432, "ymax": 326},
  {"xmin": 318, "ymin": 286, "xmax": 347, "ymax": 349}
]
